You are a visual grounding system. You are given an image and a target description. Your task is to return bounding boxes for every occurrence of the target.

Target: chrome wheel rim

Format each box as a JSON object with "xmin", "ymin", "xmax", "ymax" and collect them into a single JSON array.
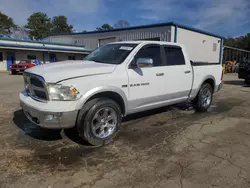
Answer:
[
  {"xmin": 91, "ymin": 107, "xmax": 117, "ymax": 139},
  {"xmin": 201, "ymin": 88, "xmax": 212, "ymax": 107}
]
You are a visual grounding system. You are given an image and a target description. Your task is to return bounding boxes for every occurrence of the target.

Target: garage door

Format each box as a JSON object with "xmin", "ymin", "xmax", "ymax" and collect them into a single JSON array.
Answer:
[
  {"xmin": 137, "ymin": 37, "xmax": 161, "ymax": 41},
  {"xmin": 99, "ymin": 37, "xmax": 116, "ymax": 46}
]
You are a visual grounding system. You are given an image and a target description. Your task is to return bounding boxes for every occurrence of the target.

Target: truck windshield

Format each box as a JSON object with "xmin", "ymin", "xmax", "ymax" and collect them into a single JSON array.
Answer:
[{"xmin": 84, "ymin": 43, "xmax": 138, "ymax": 64}]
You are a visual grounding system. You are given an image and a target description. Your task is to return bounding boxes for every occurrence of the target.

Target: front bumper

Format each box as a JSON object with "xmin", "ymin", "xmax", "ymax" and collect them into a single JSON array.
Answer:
[
  {"xmin": 20, "ymin": 92, "xmax": 79, "ymax": 129},
  {"xmin": 11, "ymin": 68, "xmax": 25, "ymax": 72}
]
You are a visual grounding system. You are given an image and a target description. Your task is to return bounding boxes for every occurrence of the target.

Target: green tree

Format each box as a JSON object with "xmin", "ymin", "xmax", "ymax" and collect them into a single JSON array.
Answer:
[
  {"xmin": 96, "ymin": 24, "xmax": 113, "ymax": 31},
  {"xmin": 224, "ymin": 35, "xmax": 250, "ymax": 51},
  {"xmin": 25, "ymin": 12, "xmax": 51, "ymax": 40},
  {"xmin": 114, "ymin": 20, "xmax": 130, "ymax": 29},
  {"xmin": 0, "ymin": 12, "xmax": 17, "ymax": 36},
  {"xmin": 50, "ymin": 16, "xmax": 73, "ymax": 34}
]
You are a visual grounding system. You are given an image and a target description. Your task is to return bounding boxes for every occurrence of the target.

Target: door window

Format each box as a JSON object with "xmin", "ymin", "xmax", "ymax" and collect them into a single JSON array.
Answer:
[
  {"xmin": 135, "ymin": 45, "xmax": 163, "ymax": 67},
  {"xmin": 164, "ymin": 47, "xmax": 185, "ymax": 66}
]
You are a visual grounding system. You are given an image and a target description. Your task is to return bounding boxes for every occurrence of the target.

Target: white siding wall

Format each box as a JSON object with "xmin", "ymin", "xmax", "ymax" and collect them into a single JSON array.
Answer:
[
  {"xmin": 15, "ymin": 51, "xmax": 43, "ymax": 63},
  {"xmin": 176, "ymin": 28, "xmax": 221, "ymax": 63},
  {"xmin": 43, "ymin": 35, "xmax": 74, "ymax": 44},
  {"xmin": 0, "ymin": 50, "xmax": 6, "ymax": 71},
  {"xmin": 44, "ymin": 26, "xmax": 172, "ymax": 50},
  {"xmin": 49, "ymin": 53, "xmax": 86, "ymax": 62},
  {"xmin": 73, "ymin": 26, "xmax": 172, "ymax": 50}
]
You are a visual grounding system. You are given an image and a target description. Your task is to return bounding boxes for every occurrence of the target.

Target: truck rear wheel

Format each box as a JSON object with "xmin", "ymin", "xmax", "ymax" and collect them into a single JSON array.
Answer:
[
  {"xmin": 76, "ymin": 98, "xmax": 122, "ymax": 146},
  {"xmin": 245, "ymin": 78, "xmax": 250, "ymax": 85},
  {"xmin": 192, "ymin": 83, "xmax": 213, "ymax": 112}
]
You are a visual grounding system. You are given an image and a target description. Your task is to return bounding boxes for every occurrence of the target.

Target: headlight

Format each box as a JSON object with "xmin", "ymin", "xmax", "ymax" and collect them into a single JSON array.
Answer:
[
  {"xmin": 47, "ymin": 84, "xmax": 81, "ymax": 101},
  {"xmin": 24, "ymin": 66, "xmax": 27, "ymax": 69}
]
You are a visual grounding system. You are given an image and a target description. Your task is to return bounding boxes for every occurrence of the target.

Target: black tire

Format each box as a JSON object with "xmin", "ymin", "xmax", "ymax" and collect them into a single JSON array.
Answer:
[
  {"xmin": 76, "ymin": 98, "xmax": 122, "ymax": 146},
  {"xmin": 192, "ymin": 83, "xmax": 213, "ymax": 112},
  {"xmin": 245, "ymin": 79, "xmax": 250, "ymax": 85},
  {"xmin": 11, "ymin": 70, "xmax": 17, "ymax": 75}
]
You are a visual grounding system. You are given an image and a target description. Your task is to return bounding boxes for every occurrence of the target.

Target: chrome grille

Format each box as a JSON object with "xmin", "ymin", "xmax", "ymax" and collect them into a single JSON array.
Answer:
[{"xmin": 23, "ymin": 73, "xmax": 49, "ymax": 102}]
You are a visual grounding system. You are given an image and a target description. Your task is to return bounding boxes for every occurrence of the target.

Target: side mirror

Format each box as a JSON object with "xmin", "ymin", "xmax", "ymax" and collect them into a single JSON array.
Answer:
[{"xmin": 136, "ymin": 58, "xmax": 153, "ymax": 68}]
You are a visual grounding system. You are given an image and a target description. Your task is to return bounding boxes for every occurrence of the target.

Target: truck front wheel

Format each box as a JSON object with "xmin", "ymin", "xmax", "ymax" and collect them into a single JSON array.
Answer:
[
  {"xmin": 192, "ymin": 83, "xmax": 213, "ymax": 112},
  {"xmin": 77, "ymin": 98, "xmax": 122, "ymax": 146}
]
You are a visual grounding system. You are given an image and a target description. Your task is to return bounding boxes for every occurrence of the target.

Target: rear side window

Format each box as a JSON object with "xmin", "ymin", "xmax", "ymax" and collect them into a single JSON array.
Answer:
[
  {"xmin": 136, "ymin": 45, "xmax": 163, "ymax": 66},
  {"xmin": 164, "ymin": 47, "xmax": 185, "ymax": 66}
]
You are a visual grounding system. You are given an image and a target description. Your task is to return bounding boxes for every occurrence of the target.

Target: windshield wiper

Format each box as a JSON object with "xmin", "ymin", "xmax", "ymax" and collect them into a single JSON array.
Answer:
[
  {"xmin": 91, "ymin": 59, "xmax": 114, "ymax": 64},
  {"xmin": 89, "ymin": 59, "xmax": 104, "ymax": 63}
]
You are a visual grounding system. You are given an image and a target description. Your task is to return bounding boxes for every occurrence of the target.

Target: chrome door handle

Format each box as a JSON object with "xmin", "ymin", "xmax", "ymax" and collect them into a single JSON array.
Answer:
[
  {"xmin": 184, "ymin": 70, "xmax": 191, "ymax": 74},
  {"xmin": 156, "ymin": 73, "xmax": 164, "ymax": 76}
]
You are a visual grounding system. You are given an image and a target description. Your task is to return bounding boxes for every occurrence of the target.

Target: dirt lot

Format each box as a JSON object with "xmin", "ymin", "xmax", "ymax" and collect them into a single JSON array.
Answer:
[{"xmin": 0, "ymin": 72, "xmax": 250, "ymax": 188}]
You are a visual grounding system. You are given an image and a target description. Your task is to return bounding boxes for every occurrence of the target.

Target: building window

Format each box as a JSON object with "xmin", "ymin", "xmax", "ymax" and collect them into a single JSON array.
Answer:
[
  {"xmin": 27, "ymin": 55, "xmax": 37, "ymax": 60},
  {"xmin": 213, "ymin": 43, "xmax": 217, "ymax": 51},
  {"xmin": 0, "ymin": 52, "xmax": 3, "ymax": 61},
  {"xmin": 68, "ymin": 55, "xmax": 76, "ymax": 60}
]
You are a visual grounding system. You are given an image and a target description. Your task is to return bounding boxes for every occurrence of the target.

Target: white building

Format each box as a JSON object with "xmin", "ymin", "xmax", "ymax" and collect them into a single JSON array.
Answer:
[
  {"xmin": 0, "ymin": 37, "xmax": 91, "ymax": 71},
  {"xmin": 43, "ymin": 22, "xmax": 224, "ymax": 64}
]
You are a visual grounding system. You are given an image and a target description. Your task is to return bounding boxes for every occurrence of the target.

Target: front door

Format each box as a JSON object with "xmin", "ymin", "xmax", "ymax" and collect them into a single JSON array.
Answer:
[
  {"xmin": 126, "ymin": 44, "xmax": 168, "ymax": 113},
  {"xmin": 6, "ymin": 52, "xmax": 16, "ymax": 70}
]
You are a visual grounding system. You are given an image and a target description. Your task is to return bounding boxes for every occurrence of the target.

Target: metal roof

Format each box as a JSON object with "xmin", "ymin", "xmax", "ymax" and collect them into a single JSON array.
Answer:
[
  {"xmin": 43, "ymin": 22, "xmax": 224, "ymax": 39},
  {"xmin": 0, "ymin": 36, "xmax": 85, "ymax": 47},
  {"xmin": 0, "ymin": 38, "xmax": 91, "ymax": 54}
]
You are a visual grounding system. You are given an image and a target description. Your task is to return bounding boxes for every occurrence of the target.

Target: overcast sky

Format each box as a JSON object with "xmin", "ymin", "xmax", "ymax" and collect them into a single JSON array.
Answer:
[{"xmin": 0, "ymin": 0, "xmax": 250, "ymax": 37}]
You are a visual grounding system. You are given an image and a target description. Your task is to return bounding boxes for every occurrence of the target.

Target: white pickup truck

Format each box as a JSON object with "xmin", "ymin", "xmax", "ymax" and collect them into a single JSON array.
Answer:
[{"xmin": 20, "ymin": 41, "xmax": 222, "ymax": 146}]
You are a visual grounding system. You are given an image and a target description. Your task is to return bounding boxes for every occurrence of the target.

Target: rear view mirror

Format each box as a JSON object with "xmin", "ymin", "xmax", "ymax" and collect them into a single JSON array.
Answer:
[{"xmin": 136, "ymin": 58, "xmax": 153, "ymax": 68}]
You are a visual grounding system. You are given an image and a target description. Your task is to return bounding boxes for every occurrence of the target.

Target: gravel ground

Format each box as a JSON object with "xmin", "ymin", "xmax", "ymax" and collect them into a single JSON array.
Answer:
[{"xmin": 0, "ymin": 72, "xmax": 250, "ymax": 188}]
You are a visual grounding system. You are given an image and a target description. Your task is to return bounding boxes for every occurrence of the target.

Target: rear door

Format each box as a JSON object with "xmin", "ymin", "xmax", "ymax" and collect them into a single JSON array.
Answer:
[{"xmin": 162, "ymin": 45, "xmax": 193, "ymax": 101}]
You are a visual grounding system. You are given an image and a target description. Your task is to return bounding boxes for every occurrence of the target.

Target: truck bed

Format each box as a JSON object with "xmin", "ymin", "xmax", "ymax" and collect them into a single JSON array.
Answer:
[{"xmin": 190, "ymin": 62, "xmax": 222, "ymax": 99}]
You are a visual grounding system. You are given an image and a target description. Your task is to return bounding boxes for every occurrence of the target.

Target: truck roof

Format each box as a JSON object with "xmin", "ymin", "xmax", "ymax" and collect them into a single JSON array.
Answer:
[{"xmin": 110, "ymin": 40, "xmax": 182, "ymax": 47}]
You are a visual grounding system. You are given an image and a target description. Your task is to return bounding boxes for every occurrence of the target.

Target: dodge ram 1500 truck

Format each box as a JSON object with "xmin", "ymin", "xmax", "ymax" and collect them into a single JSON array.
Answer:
[{"xmin": 20, "ymin": 41, "xmax": 223, "ymax": 146}]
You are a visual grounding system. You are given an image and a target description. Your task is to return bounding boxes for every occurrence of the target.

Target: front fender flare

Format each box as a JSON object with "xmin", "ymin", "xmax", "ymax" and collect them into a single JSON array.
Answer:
[{"xmin": 75, "ymin": 86, "xmax": 128, "ymax": 114}]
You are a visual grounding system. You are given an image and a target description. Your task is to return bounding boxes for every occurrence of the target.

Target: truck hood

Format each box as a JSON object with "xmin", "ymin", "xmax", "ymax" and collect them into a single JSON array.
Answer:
[{"xmin": 25, "ymin": 60, "xmax": 116, "ymax": 83}]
